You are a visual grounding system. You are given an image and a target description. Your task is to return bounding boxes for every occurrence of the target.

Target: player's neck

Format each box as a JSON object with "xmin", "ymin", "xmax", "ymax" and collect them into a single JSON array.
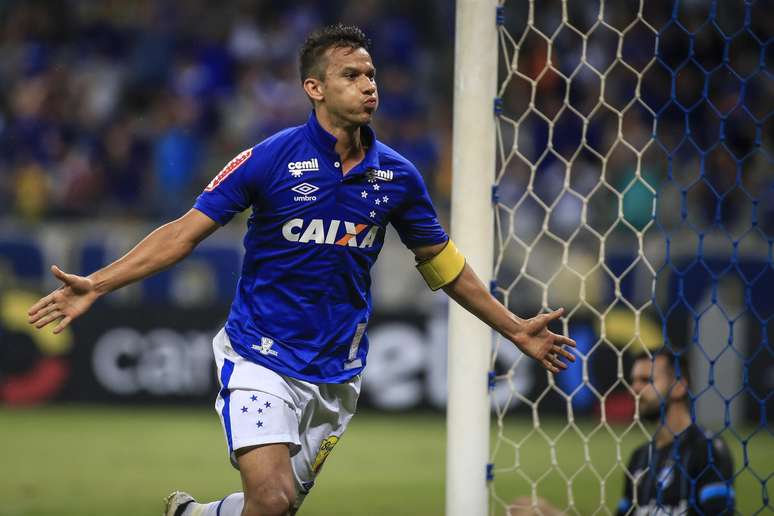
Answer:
[
  {"xmin": 654, "ymin": 402, "xmax": 692, "ymax": 448},
  {"xmin": 315, "ymin": 109, "xmax": 365, "ymax": 163}
]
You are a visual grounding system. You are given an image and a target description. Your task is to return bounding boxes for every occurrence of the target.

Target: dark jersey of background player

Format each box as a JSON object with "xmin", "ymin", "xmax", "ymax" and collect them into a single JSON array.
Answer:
[{"xmin": 617, "ymin": 424, "xmax": 734, "ymax": 515}]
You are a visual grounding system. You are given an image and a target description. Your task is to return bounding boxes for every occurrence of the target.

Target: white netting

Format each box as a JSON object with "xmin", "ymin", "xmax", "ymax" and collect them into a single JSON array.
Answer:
[
  {"xmin": 489, "ymin": 0, "xmax": 772, "ymax": 514},
  {"xmin": 491, "ymin": 3, "xmax": 657, "ymax": 513}
]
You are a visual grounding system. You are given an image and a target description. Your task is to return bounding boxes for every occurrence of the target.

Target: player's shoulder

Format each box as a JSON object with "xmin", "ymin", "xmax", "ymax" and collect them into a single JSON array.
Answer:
[
  {"xmin": 631, "ymin": 440, "xmax": 651, "ymax": 458},
  {"xmin": 693, "ymin": 426, "xmax": 732, "ymax": 458},
  {"xmin": 374, "ymin": 141, "xmax": 418, "ymax": 173},
  {"xmin": 683, "ymin": 425, "xmax": 735, "ymax": 476},
  {"xmin": 626, "ymin": 440, "xmax": 652, "ymax": 467},
  {"xmin": 373, "ymin": 140, "xmax": 424, "ymax": 185},
  {"xmin": 250, "ymin": 124, "xmax": 306, "ymax": 154},
  {"xmin": 680, "ymin": 425, "xmax": 732, "ymax": 466},
  {"xmin": 230, "ymin": 124, "xmax": 307, "ymax": 177}
]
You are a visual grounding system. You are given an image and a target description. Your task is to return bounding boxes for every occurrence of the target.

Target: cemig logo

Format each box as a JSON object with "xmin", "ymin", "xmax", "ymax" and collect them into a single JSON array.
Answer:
[
  {"xmin": 290, "ymin": 182, "xmax": 319, "ymax": 202},
  {"xmin": 205, "ymin": 148, "xmax": 252, "ymax": 191},
  {"xmin": 288, "ymin": 158, "xmax": 319, "ymax": 178},
  {"xmin": 366, "ymin": 169, "xmax": 393, "ymax": 182},
  {"xmin": 282, "ymin": 218, "xmax": 380, "ymax": 248}
]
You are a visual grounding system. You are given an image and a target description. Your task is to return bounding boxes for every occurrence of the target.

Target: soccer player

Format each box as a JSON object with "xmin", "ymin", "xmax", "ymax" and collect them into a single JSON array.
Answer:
[
  {"xmin": 509, "ymin": 349, "xmax": 735, "ymax": 515},
  {"xmin": 27, "ymin": 24, "xmax": 576, "ymax": 516},
  {"xmin": 615, "ymin": 349, "xmax": 735, "ymax": 515}
]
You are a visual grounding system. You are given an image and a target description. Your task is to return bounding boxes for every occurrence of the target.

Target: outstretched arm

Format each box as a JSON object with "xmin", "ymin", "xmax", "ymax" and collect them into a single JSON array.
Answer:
[
  {"xmin": 28, "ymin": 208, "xmax": 219, "ymax": 333},
  {"xmin": 413, "ymin": 241, "xmax": 576, "ymax": 373}
]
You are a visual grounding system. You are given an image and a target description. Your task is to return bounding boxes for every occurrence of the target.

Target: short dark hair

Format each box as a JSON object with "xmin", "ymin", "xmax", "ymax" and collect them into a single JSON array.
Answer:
[
  {"xmin": 634, "ymin": 348, "xmax": 691, "ymax": 386},
  {"xmin": 299, "ymin": 23, "xmax": 371, "ymax": 82}
]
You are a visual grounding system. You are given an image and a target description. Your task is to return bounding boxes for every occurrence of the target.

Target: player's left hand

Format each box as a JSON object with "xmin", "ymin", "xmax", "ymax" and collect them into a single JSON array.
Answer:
[{"xmin": 511, "ymin": 308, "xmax": 576, "ymax": 373}]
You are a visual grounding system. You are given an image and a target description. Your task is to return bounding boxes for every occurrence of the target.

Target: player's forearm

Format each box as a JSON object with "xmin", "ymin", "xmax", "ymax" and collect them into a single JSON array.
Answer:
[
  {"xmin": 442, "ymin": 264, "xmax": 525, "ymax": 338},
  {"xmin": 88, "ymin": 219, "xmax": 198, "ymax": 296}
]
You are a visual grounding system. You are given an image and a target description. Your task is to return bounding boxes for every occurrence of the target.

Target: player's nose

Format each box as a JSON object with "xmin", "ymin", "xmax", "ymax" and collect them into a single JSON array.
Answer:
[{"xmin": 361, "ymin": 78, "xmax": 376, "ymax": 94}]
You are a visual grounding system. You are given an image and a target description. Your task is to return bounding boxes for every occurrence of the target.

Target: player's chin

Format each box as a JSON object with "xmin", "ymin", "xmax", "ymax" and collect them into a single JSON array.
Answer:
[
  {"xmin": 343, "ymin": 109, "xmax": 374, "ymax": 126},
  {"xmin": 360, "ymin": 108, "xmax": 376, "ymax": 123},
  {"xmin": 360, "ymin": 102, "xmax": 377, "ymax": 117}
]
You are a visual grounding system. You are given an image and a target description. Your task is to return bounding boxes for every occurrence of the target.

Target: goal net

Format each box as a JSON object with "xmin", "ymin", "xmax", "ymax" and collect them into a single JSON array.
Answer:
[{"xmin": 489, "ymin": 1, "xmax": 772, "ymax": 514}]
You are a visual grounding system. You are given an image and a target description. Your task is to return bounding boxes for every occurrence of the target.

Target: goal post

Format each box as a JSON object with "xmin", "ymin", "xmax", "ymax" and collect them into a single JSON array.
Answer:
[{"xmin": 446, "ymin": 1, "xmax": 498, "ymax": 515}]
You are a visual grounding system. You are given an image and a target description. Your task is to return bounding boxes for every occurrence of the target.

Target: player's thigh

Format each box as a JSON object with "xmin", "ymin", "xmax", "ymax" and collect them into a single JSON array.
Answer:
[
  {"xmin": 236, "ymin": 443, "xmax": 296, "ymax": 510},
  {"xmin": 290, "ymin": 377, "xmax": 361, "ymax": 495}
]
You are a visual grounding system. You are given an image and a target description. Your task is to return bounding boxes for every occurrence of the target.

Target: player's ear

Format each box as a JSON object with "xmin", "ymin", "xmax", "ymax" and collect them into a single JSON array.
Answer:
[
  {"xmin": 670, "ymin": 375, "xmax": 688, "ymax": 402},
  {"xmin": 303, "ymin": 78, "xmax": 325, "ymax": 103}
]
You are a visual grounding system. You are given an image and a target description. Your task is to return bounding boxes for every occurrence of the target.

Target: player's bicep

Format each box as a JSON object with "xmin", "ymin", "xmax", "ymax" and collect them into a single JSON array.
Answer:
[
  {"xmin": 411, "ymin": 241, "xmax": 447, "ymax": 262},
  {"xmin": 697, "ymin": 482, "xmax": 735, "ymax": 514},
  {"xmin": 391, "ymin": 167, "xmax": 448, "ymax": 249},
  {"xmin": 180, "ymin": 208, "xmax": 221, "ymax": 245},
  {"xmin": 616, "ymin": 453, "xmax": 637, "ymax": 515},
  {"xmin": 615, "ymin": 478, "xmax": 633, "ymax": 515},
  {"xmin": 695, "ymin": 438, "xmax": 736, "ymax": 513}
]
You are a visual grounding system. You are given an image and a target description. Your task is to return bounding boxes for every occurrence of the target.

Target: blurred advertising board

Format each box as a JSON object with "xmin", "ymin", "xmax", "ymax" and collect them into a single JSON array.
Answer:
[
  {"xmin": 1, "ymin": 289, "xmax": 770, "ymax": 426},
  {"xmin": 1, "ymin": 230, "xmax": 771, "ymax": 424}
]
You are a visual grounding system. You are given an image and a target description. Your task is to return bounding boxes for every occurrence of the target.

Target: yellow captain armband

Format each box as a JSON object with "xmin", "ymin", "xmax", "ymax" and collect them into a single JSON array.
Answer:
[{"xmin": 416, "ymin": 239, "xmax": 466, "ymax": 291}]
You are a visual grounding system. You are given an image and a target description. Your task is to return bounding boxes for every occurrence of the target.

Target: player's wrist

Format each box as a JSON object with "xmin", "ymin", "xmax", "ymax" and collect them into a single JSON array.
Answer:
[
  {"xmin": 86, "ymin": 273, "xmax": 109, "ymax": 297},
  {"xmin": 509, "ymin": 328, "xmax": 529, "ymax": 350},
  {"xmin": 503, "ymin": 312, "xmax": 527, "ymax": 341}
]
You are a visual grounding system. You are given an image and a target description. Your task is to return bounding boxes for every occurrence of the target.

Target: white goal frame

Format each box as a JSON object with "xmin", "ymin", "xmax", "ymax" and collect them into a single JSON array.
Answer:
[{"xmin": 446, "ymin": 1, "xmax": 498, "ymax": 515}]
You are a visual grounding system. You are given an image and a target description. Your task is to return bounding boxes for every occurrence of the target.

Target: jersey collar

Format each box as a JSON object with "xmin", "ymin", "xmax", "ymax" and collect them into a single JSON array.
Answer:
[{"xmin": 304, "ymin": 111, "xmax": 381, "ymax": 175}]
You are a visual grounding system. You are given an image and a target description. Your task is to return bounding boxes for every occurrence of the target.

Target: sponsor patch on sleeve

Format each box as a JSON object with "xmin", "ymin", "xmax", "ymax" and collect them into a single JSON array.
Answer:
[{"xmin": 204, "ymin": 148, "xmax": 253, "ymax": 191}]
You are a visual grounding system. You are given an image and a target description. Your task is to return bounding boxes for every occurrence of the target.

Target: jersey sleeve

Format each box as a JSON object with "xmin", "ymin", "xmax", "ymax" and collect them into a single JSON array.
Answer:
[
  {"xmin": 692, "ymin": 436, "xmax": 735, "ymax": 514},
  {"xmin": 390, "ymin": 165, "xmax": 448, "ymax": 249},
  {"xmin": 193, "ymin": 146, "xmax": 267, "ymax": 225},
  {"xmin": 616, "ymin": 450, "xmax": 637, "ymax": 515}
]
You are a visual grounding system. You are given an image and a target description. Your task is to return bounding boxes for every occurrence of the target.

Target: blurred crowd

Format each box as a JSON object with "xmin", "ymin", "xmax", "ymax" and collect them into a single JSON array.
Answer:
[
  {"xmin": 0, "ymin": 0, "xmax": 452, "ymax": 222},
  {"xmin": 0, "ymin": 0, "xmax": 770, "ymax": 240},
  {"xmin": 496, "ymin": 0, "xmax": 772, "ymax": 242}
]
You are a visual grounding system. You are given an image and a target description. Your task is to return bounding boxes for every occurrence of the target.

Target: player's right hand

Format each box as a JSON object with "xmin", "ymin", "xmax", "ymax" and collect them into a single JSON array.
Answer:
[{"xmin": 27, "ymin": 265, "xmax": 99, "ymax": 334}]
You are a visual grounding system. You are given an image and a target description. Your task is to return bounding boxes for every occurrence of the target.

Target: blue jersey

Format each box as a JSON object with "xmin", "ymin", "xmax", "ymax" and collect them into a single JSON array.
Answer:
[{"xmin": 194, "ymin": 112, "xmax": 448, "ymax": 383}]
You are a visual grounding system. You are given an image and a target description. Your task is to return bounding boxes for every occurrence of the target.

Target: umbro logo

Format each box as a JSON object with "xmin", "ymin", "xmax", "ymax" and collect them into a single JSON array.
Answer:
[
  {"xmin": 288, "ymin": 158, "xmax": 319, "ymax": 178},
  {"xmin": 291, "ymin": 183, "xmax": 319, "ymax": 195},
  {"xmin": 291, "ymin": 182, "xmax": 319, "ymax": 202}
]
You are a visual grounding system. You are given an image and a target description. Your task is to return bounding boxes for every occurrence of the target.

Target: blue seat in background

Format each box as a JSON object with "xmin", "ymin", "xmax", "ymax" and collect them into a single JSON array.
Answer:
[
  {"xmin": 142, "ymin": 245, "xmax": 241, "ymax": 304},
  {"xmin": 79, "ymin": 242, "xmax": 107, "ymax": 278},
  {"xmin": 77, "ymin": 239, "xmax": 241, "ymax": 304},
  {"xmin": 0, "ymin": 239, "xmax": 44, "ymax": 281}
]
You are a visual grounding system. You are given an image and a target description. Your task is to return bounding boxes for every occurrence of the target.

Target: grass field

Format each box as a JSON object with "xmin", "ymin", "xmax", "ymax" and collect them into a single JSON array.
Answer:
[{"xmin": 0, "ymin": 406, "xmax": 770, "ymax": 515}]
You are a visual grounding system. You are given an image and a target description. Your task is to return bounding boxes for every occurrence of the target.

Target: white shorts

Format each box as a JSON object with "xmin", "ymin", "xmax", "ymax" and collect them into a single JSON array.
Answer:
[{"xmin": 212, "ymin": 328, "xmax": 361, "ymax": 506}]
